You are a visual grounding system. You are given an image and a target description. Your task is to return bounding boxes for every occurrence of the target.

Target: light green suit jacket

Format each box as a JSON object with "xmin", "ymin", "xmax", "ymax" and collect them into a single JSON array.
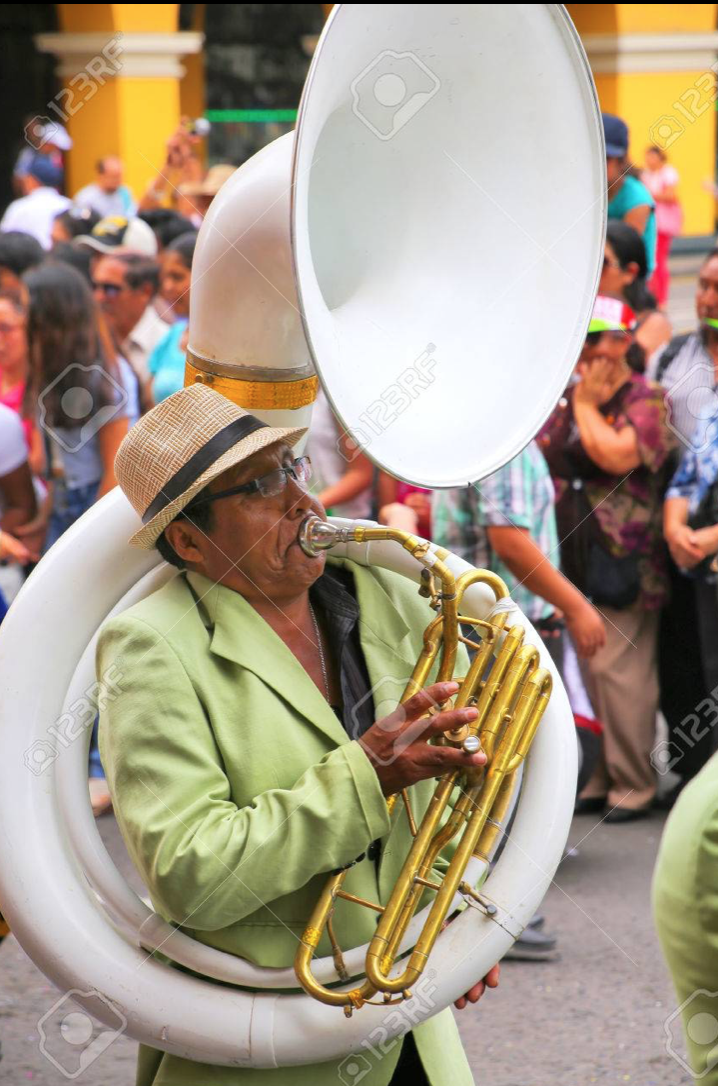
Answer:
[{"xmin": 97, "ymin": 557, "xmax": 475, "ymax": 1086}]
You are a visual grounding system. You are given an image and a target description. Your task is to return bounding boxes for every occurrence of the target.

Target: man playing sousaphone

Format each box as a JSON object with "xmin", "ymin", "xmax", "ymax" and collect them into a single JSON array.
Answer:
[{"xmin": 98, "ymin": 382, "xmax": 499, "ymax": 1086}]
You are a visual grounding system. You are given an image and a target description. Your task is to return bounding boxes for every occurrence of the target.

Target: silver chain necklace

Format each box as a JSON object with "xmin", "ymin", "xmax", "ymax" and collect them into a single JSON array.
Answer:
[{"xmin": 308, "ymin": 602, "xmax": 330, "ymax": 702}]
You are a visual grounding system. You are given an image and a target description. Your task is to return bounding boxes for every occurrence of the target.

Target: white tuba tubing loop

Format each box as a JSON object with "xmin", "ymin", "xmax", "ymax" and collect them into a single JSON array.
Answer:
[
  {"xmin": 0, "ymin": 493, "xmax": 575, "ymax": 1066},
  {"xmin": 58, "ymin": 618, "xmax": 486, "ymax": 987}
]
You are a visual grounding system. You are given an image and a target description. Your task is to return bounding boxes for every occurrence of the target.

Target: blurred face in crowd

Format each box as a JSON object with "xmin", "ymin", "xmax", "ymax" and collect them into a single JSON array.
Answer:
[
  {"xmin": 696, "ymin": 255, "xmax": 718, "ymax": 325},
  {"xmin": 600, "ymin": 240, "xmax": 637, "ymax": 299},
  {"xmin": 580, "ymin": 330, "xmax": 630, "ymax": 374},
  {"xmin": 0, "ymin": 297, "xmax": 27, "ymax": 376},
  {"xmin": 644, "ymin": 147, "xmax": 664, "ymax": 173},
  {"xmin": 50, "ymin": 216, "xmax": 71, "ymax": 246},
  {"xmin": 0, "ymin": 267, "xmax": 22, "ymax": 294},
  {"xmin": 159, "ymin": 250, "xmax": 191, "ymax": 318},
  {"xmin": 606, "ymin": 156, "xmax": 626, "ymax": 195},
  {"xmin": 98, "ymin": 157, "xmax": 123, "ymax": 194},
  {"xmin": 92, "ymin": 256, "xmax": 151, "ymax": 340}
]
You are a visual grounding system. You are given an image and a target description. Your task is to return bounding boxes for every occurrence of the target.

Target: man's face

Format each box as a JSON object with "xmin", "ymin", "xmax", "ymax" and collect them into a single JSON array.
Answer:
[
  {"xmin": 167, "ymin": 442, "xmax": 327, "ymax": 604},
  {"xmin": 580, "ymin": 330, "xmax": 629, "ymax": 369},
  {"xmin": 92, "ymin": 256, "xmax": 148, "ymax": 336},
  {"xmin": 606, "ymin": 156, "xmax": 625, "ymax": 190},
  {"xmin": 696, "ymin": 257, "xmax": 718, "ymax": 323},
  {"xmin": 0, "ymin": 268, "xmax": 22, "ymax": 294},
  {"xmin": 99, "ymin": 160, "xmax": 122, "ymax": 193}
]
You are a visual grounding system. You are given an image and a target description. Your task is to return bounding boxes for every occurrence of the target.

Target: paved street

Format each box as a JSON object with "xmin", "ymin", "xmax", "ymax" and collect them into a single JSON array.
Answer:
[{"xmin": 0, "ymin": 807, "xmax": 688, "ymax": 1085}]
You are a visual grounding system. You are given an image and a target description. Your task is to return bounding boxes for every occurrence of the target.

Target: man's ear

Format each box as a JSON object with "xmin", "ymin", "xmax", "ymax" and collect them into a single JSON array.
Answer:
[{"xmin": 164, "ymin": 519, "xmax": 205, "ymax": 564}]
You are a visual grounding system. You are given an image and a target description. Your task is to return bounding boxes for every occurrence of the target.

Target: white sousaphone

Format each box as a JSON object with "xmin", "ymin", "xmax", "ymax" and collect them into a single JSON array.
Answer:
[{"xmin": 0, "ymin": 4, "xmax": 605, "ymax": 1069}]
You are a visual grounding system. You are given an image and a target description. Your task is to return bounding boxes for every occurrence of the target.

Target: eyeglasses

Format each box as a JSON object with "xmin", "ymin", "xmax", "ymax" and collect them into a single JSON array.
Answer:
[
  {"xmin": 91, "ymin": 281, "xmax": 124, "ymax": 297},
  {"xmin": 185, "ymin": 455, "xmax": 313, "ymax": 510}
]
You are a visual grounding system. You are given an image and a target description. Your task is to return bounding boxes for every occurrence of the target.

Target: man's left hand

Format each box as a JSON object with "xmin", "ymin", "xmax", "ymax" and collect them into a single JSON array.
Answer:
[{"xmin": 454, "ymin": 963, "xmax": 500, "ymax": 1010}]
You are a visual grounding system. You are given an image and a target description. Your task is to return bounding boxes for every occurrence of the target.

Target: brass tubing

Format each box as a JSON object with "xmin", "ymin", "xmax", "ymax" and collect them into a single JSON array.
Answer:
[
  {"xmin": 371, "ymin": 650, "xmax": 551, "ymax": 994},
  {"xmin": 381, "ymin": 783, "xmax": 482, "ymax": 968},
  {"xmin": 472, "ymin": 771, "xmax": 517, "ymax": 863},
  {"xmin": 504, "ymin": 670, "xmax": 552, "ymax": 775},
  {"xmin": 373, "ymin": 768, "xmax": 507, "ymax": 992},
  {"xmin": 293, "ymin": 520, "xmax": 552, "ymax": 1010},
  {"xmin": 401, "ymin": 790, "xmax": 418, "ymax": 837},
  {"xmin": 364, "ymin": 775, "xmax": 458, "ymax": 991},
  {"xmin": 413, "ymin": 876, "xmax": 443, "ymax": 892},
  {"xmin": 477, "ymin": 630, "xmax": 528, "ymax": 758},
  {"xmin": 335, "ymin": 891, "xmax": 385, "ymax": 913},
  {"xmin": 295, "ymin": 871, "xmax": 379, "ymax": 1006}
]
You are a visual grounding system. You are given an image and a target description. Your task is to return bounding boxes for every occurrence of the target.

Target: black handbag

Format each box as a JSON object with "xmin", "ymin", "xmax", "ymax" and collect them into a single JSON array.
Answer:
[
  {"xmin": 558, "ymin": 479, "xmax": 641, "ymax": 610},
  {"xmin": 585, "ymin": 539, "xmax": 640, "ymax": 609}
]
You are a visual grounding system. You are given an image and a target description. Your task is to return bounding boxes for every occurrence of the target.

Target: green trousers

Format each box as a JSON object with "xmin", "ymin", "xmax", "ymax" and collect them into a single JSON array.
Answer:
[{"xmin": 653, "ymin": 753, "xmax": 718, "ymax": 1083}]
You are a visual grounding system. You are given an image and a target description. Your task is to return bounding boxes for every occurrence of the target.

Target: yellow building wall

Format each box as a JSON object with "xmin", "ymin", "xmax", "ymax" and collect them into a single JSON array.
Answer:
[
  {"xmin": 58, "ymin": 4, "xmax": 178, "ymax": 33},
  {"xmin": 48, "ymin": 4, "xmax": 718, "ymax": 237},
  {"xmin": 55, "ymin": 4, "xmax": 183, "ymax": 199},
  {"xmin": 568, "ymin": 4, "xmax": 718, "ymax": 236},
  {"xmin": 568, "ymin": 4, "xmax": 716, "ymax": 35}
]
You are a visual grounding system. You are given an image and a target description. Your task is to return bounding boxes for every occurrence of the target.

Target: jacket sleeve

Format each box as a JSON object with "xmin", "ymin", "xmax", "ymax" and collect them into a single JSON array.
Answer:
[{"xmin": 97, "ymin": 614, "xmax": 392, "ymax": 932}]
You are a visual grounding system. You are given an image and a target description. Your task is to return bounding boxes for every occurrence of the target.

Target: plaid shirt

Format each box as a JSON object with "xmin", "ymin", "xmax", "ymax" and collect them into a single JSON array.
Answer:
[
  {"xmin": 432, "ymin": 441, "xmax": 558, "ymax": 622},
  {"xmin": 648, "ymin": 331, "xmax": 718, "ymax": 450}
]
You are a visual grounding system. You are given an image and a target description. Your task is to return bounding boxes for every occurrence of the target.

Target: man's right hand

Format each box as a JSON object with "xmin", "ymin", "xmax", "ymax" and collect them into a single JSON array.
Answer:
[{"xmin": 360, "ymin": 681, "xmax": 485, "ymax": 796}]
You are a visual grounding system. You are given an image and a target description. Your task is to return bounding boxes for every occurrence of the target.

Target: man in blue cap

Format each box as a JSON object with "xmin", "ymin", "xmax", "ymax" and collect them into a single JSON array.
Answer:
[
  {"xmin": 0, "ymin": 152, "xmax": 70, "ymax": 250},
  {"xmin": 603, "ymin": 112, "xmax": 657, "ymax": 277}
]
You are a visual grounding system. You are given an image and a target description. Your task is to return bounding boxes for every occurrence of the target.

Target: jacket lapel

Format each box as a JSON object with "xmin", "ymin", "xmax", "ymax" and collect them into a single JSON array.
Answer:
[{"xmin": 184, "ymin": 570, "xmax": 347, "ymax": 747}]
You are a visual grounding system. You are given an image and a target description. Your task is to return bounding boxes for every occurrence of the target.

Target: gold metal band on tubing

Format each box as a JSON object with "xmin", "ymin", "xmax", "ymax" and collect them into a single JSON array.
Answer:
[{"xmin": 184, "ymin": 359, "xmax": 319, "ymax": 411}]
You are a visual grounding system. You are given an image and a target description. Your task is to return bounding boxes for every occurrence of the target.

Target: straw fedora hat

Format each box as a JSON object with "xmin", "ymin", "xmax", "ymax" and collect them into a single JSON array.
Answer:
[{"xmin": 116, "ymin": 383, "xmax": 306, "ymax": 550}]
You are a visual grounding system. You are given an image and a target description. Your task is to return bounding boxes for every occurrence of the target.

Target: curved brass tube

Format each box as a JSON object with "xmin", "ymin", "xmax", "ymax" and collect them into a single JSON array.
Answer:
[{"xmin": 293, "ymin": 518, "xmax": 552, "ymax": 1011}]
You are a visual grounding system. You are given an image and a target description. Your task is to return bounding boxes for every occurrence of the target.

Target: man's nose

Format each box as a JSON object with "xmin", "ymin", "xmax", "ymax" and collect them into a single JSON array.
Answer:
[{"xmin": 284, "ymin": 471, "xmax": 313, "ymax": 515}]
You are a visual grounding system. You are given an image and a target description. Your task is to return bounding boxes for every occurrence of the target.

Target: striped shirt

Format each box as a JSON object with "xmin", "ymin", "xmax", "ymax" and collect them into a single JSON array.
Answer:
[
  {"xmin": 431, "ymin": 441, "xmax": 558, "ymax": 622},
  {"xmin": 648, "ymin": 332, "xmax": 718, "ymax": 452}
]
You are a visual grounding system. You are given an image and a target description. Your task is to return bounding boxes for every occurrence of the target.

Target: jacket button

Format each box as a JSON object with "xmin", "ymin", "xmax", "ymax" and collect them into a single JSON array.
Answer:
[{"xmin": 367, "ymin": 840, "xmax": 381, "ymax": 862}]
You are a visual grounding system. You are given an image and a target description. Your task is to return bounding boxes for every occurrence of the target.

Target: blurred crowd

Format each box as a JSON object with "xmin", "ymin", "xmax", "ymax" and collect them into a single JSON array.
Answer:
[{"xmin": 0, "ymin": 107, "xmax": 715, "ymax": 956}]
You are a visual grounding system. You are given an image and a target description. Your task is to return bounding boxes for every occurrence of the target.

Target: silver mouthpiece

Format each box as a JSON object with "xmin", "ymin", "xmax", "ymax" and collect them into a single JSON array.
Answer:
[{"xmin": 298, "ymin": 516, "xmax": 343, "ymax": 557}]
